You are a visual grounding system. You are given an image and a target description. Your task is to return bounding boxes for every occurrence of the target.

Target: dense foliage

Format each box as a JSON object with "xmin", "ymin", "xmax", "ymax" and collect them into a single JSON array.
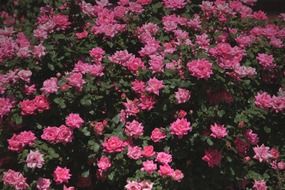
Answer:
[{"xmin": 0, "ymin": 0, "xmax": 285, "ymax": 189}]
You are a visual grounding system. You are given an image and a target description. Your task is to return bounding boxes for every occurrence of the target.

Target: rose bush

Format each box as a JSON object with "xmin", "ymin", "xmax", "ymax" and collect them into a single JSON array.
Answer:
[{"xmin": 0, "ymin": 0, "xmax": 285, "ymax": 189}]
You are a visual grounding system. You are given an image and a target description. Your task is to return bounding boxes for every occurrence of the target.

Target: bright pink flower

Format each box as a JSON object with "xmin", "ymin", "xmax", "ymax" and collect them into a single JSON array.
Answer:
[
  {"xmin": 187, "ymin": 59, "xmax": 213, "ymax": 79},
  {"xmin": 244, "ymin": 129, "xmax": 259, "ymax": 145},
  {"xmin": 131, "ymin": 80, "xmax": 146, "ymax": 94},
  {"xmin": 146, "ymin": 77, "xmax": 164, "ymax": 95},
  {"xmin": 41, "ymin": 77, "xmax": 58, "ymax": 94},
  {"xmin": 171, "ymin": 169, "xmax": 184, "ymax": 182},
  {"xmin": 97, "ymin": 156, "xmax": 111, "ymax": 171},
  {"xmin": 19, "ymin": 99, "xmax": 37, "ymax": 115},
  {"xmin": 125, "ymin": 120, "xmax": 144, "ymax": 138},
  {"xmin": 202, "ymin": 149, "xmax": 222, "ymax": 168},
  {"xmin": 127, "ymin": 146, "xmax": 142, "ymax": 160},
  {"xmin": 253, "ymin": 180, "xmax": 267, "ymax": 190},
  {"xmin": 175, "ymin": 88, "xmax": 191, "ymax": 104},
  {"xmin": 53, "ymin": 166, "xmax": 71, "ymax": 184},
  {"xmin": 34, "ymin": 95, "xmax": 50, "ymax": 112},
  {"xmin": 269, "ymin": 147, "xmax": 280, "ymax": 159},
  {"xmin": 102, "ymin": 136, "xmax": 126, "ymax": 153},
  {"xmin": 3, "ymin": 169, "xmax": 29, "ymax": 190},
  {"xmin": 57, "ymin": 125, "xmax": 73, "ymax": 143},
  {"xmin": 253, "ymin": 144, "xmax": 272, "ymax": 162},
  {"xmin": 210, "ymin": 123, "xmax": 228, "ymax": 139},
  {"xmin": 142, "ymin": 145, "xmax": 155, "ymax": 158},
  {"xmin": 26, "ymin": 150, "xmax": 44, "ymax": 168},
  {"xmin": 149, "ymin": 55, "xmax": 164, "ymax": 73},
  {"xmin": 257, "ymin": 53, "xmax": 275, "ymax": 69},
  {"xmin": 36, "ymin": 178, "xmax": 51, "ymax": 190},
  {"xmin": 139, "ymin": 95, "xmax": 155, "ymax": 111},
  {"xmin": 158, "ymin": 164, "xmax": 174, "ymax": 177},
  {"xmin": 170, "ymin": 118, "xmax": 191, "ymax": 137},
  {"xmin": 141, "ymin": 160, "xmax": 157, "ymax": 174},
  {"xmin": 163, "ymin": 0, "xmax": 186, "ymax": 9},
  {"xmin": 92, "ymin": 120, "xmax": 108, "ymax": 135},
  {"xmin": 89, "ymin": 47, "xmax": 105, "ymax": 63},
  {"xmin": 8, "ymin": 131, "xmax": 36, "ymax": 152},
  {"xmin": 65, "ymin": 113, "xmax": 84, "ymax": 129},
  {"xmin": 125, "ymin": 180, "xmax": 142, "ymax": 190},
  {"xmin": 41, "ymin": 126, "xmax": 59, "ymax": 144},
  {"xmin": 151, "ymin": 128, "xmax": 166, "ymax": 142},
  {"xmin": 33, "ymin": 44, "xmax": 46, "ymax": 58},
  {"xmin": 156, "ymin": 152, "xmax": 172, "ymax": 164},
  {"xmin": 75, "ymin": 30, "xmax": 88, "ymax": 39},
  {"xmin": 255, "ymin": 92, "xmax": 272, "ymax": 109}
]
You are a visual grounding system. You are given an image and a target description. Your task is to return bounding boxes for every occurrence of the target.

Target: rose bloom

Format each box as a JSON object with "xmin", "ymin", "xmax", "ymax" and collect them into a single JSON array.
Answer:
[
  {"xmin": 141, "ymin": 160, "xmax": 157, "ymax": 174},
  {"xmin": 156, "ymin": 152, "xmax": 172, "ymax": 164},
  {"xmin": 19, "ymin": 99, "xmax": 37, "ymax": 115},
  {"xmin": 202, "ymin": 149, "xmax": 222, "ymax": 168},
  {"xmin": 34, "ymin": 95, "xmax": 50, "ymax": 112},
  {"xmin": 125, "ymin": 120, "xmax": 144, "ymax": 138},
  {"xmin": 253, "ymin": 144, "xmax": 272, "ymax": 163},
  {"xmin": 170, "ymin": 118, "xmax": 192, "ymax": 137},
  {"xmin": 125, "ymin": 180, "xmax": 142, "ymax": 190},
  {"xmin": 127, "ymin": 146, "xmax": 142, "ymax": 160},
  {"xmin": 53, "ymin": 166, "xmax": 71, "ymax": 184},
  {"xmin": 41, "ymin": 126, "xmax": 59, "ymax": 144},
  {"xmin": 210, "ymin": 123, "xmax": 228, "ymax": 139},
  {"xmin": 171, "ymin": 169, "xmax": 184, "ymax": 182},
  {"xmin": 8, "ymin": 131, "xmax": 36, "ymax": 152},
  {"xmin": 41, "ymin": 77, "xmax": 58, "ymax": 94},
  {"xmin": 65, "ymin": 113, "xmax": 84, "ymax": 129},
  {"xmin": 97, "ymin": 156, "xmax": 111, "ymax": 171},
  {"xmin": 158, "ymin": 164, "xmax": 174, "ymax": 177},
  {"xmin": 102, "ymin": 136, "xmax": 126, "ymax": 153},
  {"xmin": 142, "ymin": 145, "xmax": 155, "ymax": 158},
  {"xmin": 146, "ymin": 77, "xmax": 164, "ymax": 95},
  {"xmin": 187, "ymin": 59, "xmax": 213, "ymax": 79},
  {"xmin": 255, "ymin": 92, "xmax": 272, "ymax": 109},
  {"xmin": 57, "ymin": 125, "xmax": 73, "ymax": 144},
  {"xmin": 151, "ymin": 128, "xmax": 166, "ymax": 142},
  {"xmin": 140, "ymin": 180, "xmax": 153, "ymax": 190},
  {"xmin": 253, "ymin": 180, "xmax": 268, "ymax": 190},
  {"xmin": 3, "ymin": 169, "xmax": 29, "ymax": 190},
  {"xmin": 89, "ymin": 47, "xmax": 105, "ymax": 63},
  {"xmin": 36, "ymin": 178, "xmax": 51, "ymax": 190},
  {"xmin": 26, "ymin": 150, "xmax": 44, "ymax": 168},
  {"xmin": 175, "ymin": 88, "xmax": 191, "ymax": 104}
]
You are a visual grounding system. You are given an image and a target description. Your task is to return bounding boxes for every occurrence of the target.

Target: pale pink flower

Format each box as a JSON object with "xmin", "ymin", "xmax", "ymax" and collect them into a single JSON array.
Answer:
[
  {"xmin": 67, "ymin": 72, "xmax": 85, "ymax": 90},
  {"xmin": 253, "ymin": 144, "xmax": 272, "ymax": 163},
  {"xmin": 163, "ymin": 0, "xmax": 186, "ymax": 9},
  {"xmin": 0, "ymin": 97, "xmax": 13, "ymax": 118},
  {"xmin": 244, "ymin": 129, "xmax": 259, "ymax": 145},
  {"xmin": 175, "ymin": 88, "xmax": 191, "ymax": 104},
  {"xmin": 26, "ymin": 150, "xmax": 44, "ymax": 168},
  {"xmin": 255, "ymin": 92, "xmax": 272, "ymax": 109},
  {"xmin": 36, "ymin": 178, "xmax": 51, "ymax": 190},
  {"xmin": 125, "ymin": 180, "xmax": 142, "ymax": 190},
  {"xmin": 140, "ymin": 180, "xmax": 153, "ymax": 190}
]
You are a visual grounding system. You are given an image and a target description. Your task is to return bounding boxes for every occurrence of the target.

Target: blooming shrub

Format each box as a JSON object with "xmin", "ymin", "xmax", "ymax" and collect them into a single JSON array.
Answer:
[{"xmin": 0, "ymin": 0, "xmax": 285, "ymax": 189}]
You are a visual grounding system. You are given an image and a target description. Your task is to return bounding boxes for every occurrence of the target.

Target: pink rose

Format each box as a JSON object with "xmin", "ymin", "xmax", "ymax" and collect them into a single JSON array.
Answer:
[
  {"xmin": 3, "ymin": 169, "xmax": 29, "ymax": 190},
  {"xmin": 170, "ymin": 118, "xmax": 191, "ymax": 137},
  {"xmin": 102, "ymin": 136, "xmax": 126, "ymax": 153},
  {"xmin": 202, "ymin": 149, "xmax": 222, "ymax": 168},
  {"xmin": 97, "ymin": 156, "xmax": 111, "ymax": 171},
  {"xmin": 187, "ymin": 59, "xmax": 213, "ymax": 79},
  {"xmin": 175, "ymin": 88, "xmax": 191, "ymax": 104},
  {"xmin": 53, "ymin": 166, "xmax": 71, "ymax": 184},
  {"xmin": 127, "ymin": 146, "xmax": 142, "ymax": 160},
  {"xmin": 142, "ymin": 145, "xmax": 155, "ymax": 158},
  {"xmin": 125, "ymin": 120, "xmax": 144, "ymax": 138},
  {"xmin": 141, "ymin": 160, "xmax": 157, "ymax": 174},
  {"xmin": 151, "ymin": 128, "xmax": 166, "ymax": 142},
  {"xmin": 57, "ymin": 125, "xmax": 73, "ymax": 143},
  {"xmin": 65, "ymin": 113, "xmax": 84, "ymax": 129},
  {"xmin": 158, "ymin": 164, "xmax": 174, "ymax": 177},
  {"xmin": 156, "ymin": 152, "xmax": 172, "ymax": 164},
  {"xmin": 210, "ymin": 123, "xmax": 228, "ymax": 139},
  {"xmin": 36, "ymin": 178, "xmax": 51, "ymax": 190},
  {"xmin": 26, "ymin": 150, "xmax": 44, "ymax": 168}
]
